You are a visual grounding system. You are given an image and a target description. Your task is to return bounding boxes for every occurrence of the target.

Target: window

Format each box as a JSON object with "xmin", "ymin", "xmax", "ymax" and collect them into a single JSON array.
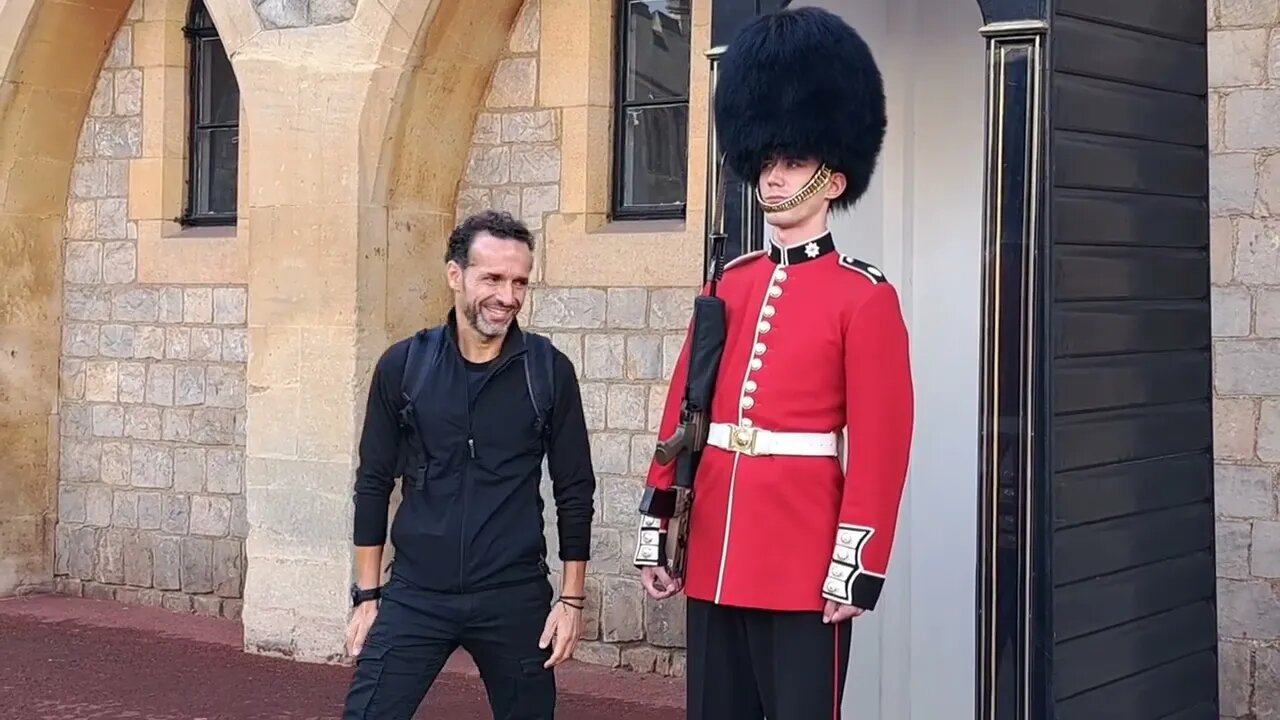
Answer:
[
  {"xmin": 611, "ymin": 1, "xmax": 692, "ymax": 221},
  {"xmin": 182, "ymin": 0, "xmax": 240, "ymax": 227}
]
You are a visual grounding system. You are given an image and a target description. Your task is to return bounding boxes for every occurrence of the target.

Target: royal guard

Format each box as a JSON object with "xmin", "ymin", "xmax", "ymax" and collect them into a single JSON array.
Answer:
[{"xmin": 633, "ymin": 6, "xmax": 915, "ymax": 718}]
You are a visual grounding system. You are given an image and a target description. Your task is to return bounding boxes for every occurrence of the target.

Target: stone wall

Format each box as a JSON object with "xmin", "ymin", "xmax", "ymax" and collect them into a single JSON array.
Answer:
[
  {"xmin": 53, "ymin": 9, "xmax": 249, "ymax": 620},
  {"xmin": 1209, "ymin": 1, "xmax": 1280, "ymax": 716},
  {"xmin": 453, "ymin": 0, "xmax": 691, "ymax": 674}
]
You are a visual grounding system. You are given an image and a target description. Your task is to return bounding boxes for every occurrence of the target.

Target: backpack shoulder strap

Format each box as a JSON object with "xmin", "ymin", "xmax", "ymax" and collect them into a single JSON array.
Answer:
[
  {"xmin": 522, "ymin": 331, "xmax": 557, "ymax": 440},
  {"xmin": 398, "ymin": 327, "xmax": 443, "ymax": 428}
]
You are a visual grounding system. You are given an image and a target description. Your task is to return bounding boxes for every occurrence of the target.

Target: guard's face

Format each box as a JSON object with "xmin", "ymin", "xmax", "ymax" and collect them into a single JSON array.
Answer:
[
  {"xmin": 757, "ymin": 155, "xmax": 847, "ymax": 228},
  {"xmin": 448, "ymin": 232, "xmax": 533, "ymax": 340}
]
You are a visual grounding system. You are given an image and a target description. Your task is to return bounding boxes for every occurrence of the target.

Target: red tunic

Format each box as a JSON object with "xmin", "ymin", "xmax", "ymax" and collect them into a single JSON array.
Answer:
[{"xmin": 634, "ymin": 232, "xmax": 914, "ymax": 613}]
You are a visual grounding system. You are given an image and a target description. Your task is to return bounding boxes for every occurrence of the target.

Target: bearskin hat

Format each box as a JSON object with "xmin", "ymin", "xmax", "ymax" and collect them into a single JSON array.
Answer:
[{"xmin": 713, "ymin": 6, "xmax": 887, "ymax": 211}]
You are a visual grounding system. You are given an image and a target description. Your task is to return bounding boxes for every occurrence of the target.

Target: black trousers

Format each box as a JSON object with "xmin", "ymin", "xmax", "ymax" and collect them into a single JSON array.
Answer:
[
  {"xmin": 342, "ymin": 575, "xmax": 555, "ymax": 720},
  {"xmin": 687, "ymin": 598, "xmax": 853, "ymax": 720}
]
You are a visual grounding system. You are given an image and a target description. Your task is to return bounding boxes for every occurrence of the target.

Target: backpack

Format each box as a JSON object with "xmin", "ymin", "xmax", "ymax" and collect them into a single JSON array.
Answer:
[{"xmin": 395, "ymin": 327, "xmax": 557, "ymax": 473}]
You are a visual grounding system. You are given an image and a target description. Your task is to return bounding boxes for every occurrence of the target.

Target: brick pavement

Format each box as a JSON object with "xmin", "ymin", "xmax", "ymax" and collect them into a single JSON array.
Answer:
[{"xmin": 0, "ymin": 594, "xmax": 684, "ymax": 719}]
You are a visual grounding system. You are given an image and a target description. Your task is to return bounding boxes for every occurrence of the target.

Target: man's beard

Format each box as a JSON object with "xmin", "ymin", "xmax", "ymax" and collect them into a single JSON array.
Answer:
[{"xmin": 464, "ymin": 299, "xmax": 517, "ymax": 339}]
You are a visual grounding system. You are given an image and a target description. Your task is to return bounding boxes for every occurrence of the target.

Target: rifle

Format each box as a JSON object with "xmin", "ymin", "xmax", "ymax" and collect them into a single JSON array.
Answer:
[{"xmin": 643, "ymin": 46, "xmax": 733, "ymax": 580}]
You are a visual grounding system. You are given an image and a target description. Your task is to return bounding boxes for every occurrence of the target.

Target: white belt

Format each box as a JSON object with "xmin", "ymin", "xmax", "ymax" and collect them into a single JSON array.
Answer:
[{"xmin": 707, "ymin": 422, "xmax": 840, "ymax": 457}]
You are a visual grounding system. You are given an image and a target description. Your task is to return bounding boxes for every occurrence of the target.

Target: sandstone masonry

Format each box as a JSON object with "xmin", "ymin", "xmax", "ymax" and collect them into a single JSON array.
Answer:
[
  {"xmin": 54, "ymin": 9, "xmax": 249, "ymax": 621},
  {"xmin": 1209, "ymin": 0, "xmax": 1280, "ymax": 715}
]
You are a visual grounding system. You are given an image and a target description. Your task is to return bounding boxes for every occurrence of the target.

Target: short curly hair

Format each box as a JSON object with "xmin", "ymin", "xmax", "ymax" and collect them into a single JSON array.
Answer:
[{"xmin": 445, "ymin": 210, "xmax": 536, "ymax": 268}]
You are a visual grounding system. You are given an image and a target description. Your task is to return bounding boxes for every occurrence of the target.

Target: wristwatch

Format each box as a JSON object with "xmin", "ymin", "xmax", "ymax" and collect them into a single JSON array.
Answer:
[{"xmin": 350, "ymin": 583, "xmax": 381, "ymax": 608}]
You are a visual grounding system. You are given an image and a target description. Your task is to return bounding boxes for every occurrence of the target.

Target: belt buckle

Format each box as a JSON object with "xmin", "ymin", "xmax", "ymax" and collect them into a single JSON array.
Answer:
[{"xmin": 728, "ymin": 425, "xmax": 759, "ymax": 456}]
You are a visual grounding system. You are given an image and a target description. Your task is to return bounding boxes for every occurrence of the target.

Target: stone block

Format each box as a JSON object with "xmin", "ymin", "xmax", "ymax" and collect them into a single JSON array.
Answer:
[
  {"xmin": 607, "ymin": 288, "xmax": 648, "ymax": 329},
  {"xmin": 159, "ymin": 288, "xmax": 183, "ymax": 323},
  {"xmin": 96, "ymin": 199, "xmax": 128, "ymax": 240},
  {"xmin": 95, "ymin": 528, "xmax": 125, "ymax": 584},
  {"xmin": 487, "ymin": 58, "xmax": 538, "ymax": 107},
  {"xmin": 92, "ymin": 404, "xmax": 125, "ymax": 438},
  {"xmin": 1257, "ymin": 646, "xmax": 1280, "ymax": 717},
  {"xmin": 503, "ymin": 111, "xmax": 556, "ymax": 143},
  {"xmin": 572, "ymin": 641, "xmax": 621, "ymax": 668},
  {"xmin": 174, "ymin": 365, "xmax": 206, "ymax": 406},
  {"xmin": 644, "ymin": 592, "xmax": 686, "ymax": 647},
  {"xmin": 255, "ymin": 0, "xmax": 307, "ymax": 28},
  {"xmin": 213, "ymin": 287, "xmax": 247, "ymax": 325},
  {"xmin": 630, "ymin": 433, "xmax": 656, "ymax": 475},
  {"xmin": 114, "ymin": 69, "xmax": 142, "ymax": 116},
  {"xmin": 1258, "ymin": 399, "xmax": 1280, "ymax": 461},
  {"xmin": 101, "ymin": 442, "xmax": 131, "ymax": 486},
  {"xmin": 621, "ymin": 646, "xmax": 664, "ymax": 673},
  {"xmin": 591, "ymin": 433, "xmax": 631, "ymax": 476},
  {"xmin": 222, "ymin": 329, "xmax": 247, "ymax": 363},
  {"xmin": 649, "ymin": 289, "xmax": 695, "ymax": 330},
  {"xmin": 607, "ymin": 384, "xmax": 647, "ymax": 430},
  {"xmin": 231, "ymin": 496, "xmax": 248, "ymax": 538},
  {"xmin": 66, "ymin": 200, "xmax": 97, "ymax": 240},
  {"xmin": 125, "ymin": 406, "xmax": 162, "ymax": 441},
  {"xmin": 66, "ymin": 288, "xmax": 112, "ymax": 322},
  {"xmin": 464, "ymin": 146, "xmax": 510, "ymax": 186},
  {"xmin": 183, "ymin": 288, "xmax": 212, "ymax": 324},
  {"xmin": 602, "ymin": 475, "xmax": 642, "ymax": 525},
  {"xmin": 94, "ymin": 117, "xmax": 142, "ymax": 159},
  {"xmin": 84, "ymin": 582, "xmax": 116, "ymax": 601},
  {"xmin": 1216, "ymin": 0, "xmax": 1280, "ymax": 26},
  {"xmin": 1219, "ymin": 640, "xmax": 1250, "ymax": 716},
  {"xmin": 521, "ymin": 185, "xmax": 559, "ymax": 230},
  {"xmin": 662, "ymin": 334, "xmax": 685, "ymax": 377},
  {"xmin": 104, "ymin": 24, "xmax": 131, "ymax": 67},
  {"xmin": 1217, "ymin": 340, "xmax": 1280, "ymax": 395},
  {"xmin": 1261, "ymin": 153, "xmax": 1280, "ymax": 215},
  {"xmin": 207, "ymin": 449, "xmax": 244, "ymax": 494},
  {"xmin": 1215, "ymin": 463, "xmax": 1277, "ymax": 517},
  {"xmin": 100, "ymin": 324, "xmax": 136, "ymax": 358},
  {"xmin": 165, "ymin": 327, "xmax": 191, "ymax": 360},
  {"xmin": 192, "ymin": 595, "xmax": 222, "ymax": 618},
  {"xmin": 134, "ymin": 326, "xmax": 165, "ymax": 359},
  {"xmin": 533, "ymin": 288, "xmax": 607, "ymax": 328},
  {"xmin": 309, "ymin": 0, "xmax": 355, "ymax": 25},
  {"xmin": 123, "ymin": 532, "xmax": 151, "ymax": 587},
  {"xmin": 223, "ymin": 599, "xmax": 244, "ymax": 621},
  {"xmin": 84, "ymin": 360, "xmax": 119, "ymax": 402},
  {"xmin": 191, "ymin": 408, "xmax": 235, "ymax": 445},
  {"xmin": 589, "ymin": 527, "xmax": 622, "ymax": 576},
  {"xmin": 473, "ymin": 114, "xmax": 501, "ymax": 144},
  {"xmin": 1210, "ymin": 152, "xmax": 1258, "ymax": 215},
  {"xmin": 118, "ymin": 362, "xmax": 147, "ymax": 403},
  {"xmin": 601, "ymin": 576, "xmax": 644, "ymax": 642},
  {"xmin": 68, "ymin": 527, "xmax": 97, "ymax": 579},
  {"xmin": 112, "ymin": 288, "xmax": 160, "ymax": 322},
  {"xmin": 1210, "ymin": 29, "xmax": 1270, "ymax": 87},
  {"xmin": 65, "ymin": 241, "xmax": 102, "ymax": 284},
  {"xmin": 174, "ymin": 448, "xmax": 206, "ymax": 492},
  {"xmin": 131, "ymin": 443, "xmax": 173, "ymax": 489},
  {"xmin": 89, "ymin": 73, "xmax": 113, "ymax": 117},
  {"xmin": 137, "ymin": 493, "xmax": 162, "ymax": 531},
  {"xmin": 61, "ymin": 359, "xmax": 86, "ymax": 401},
  {"xmin": 549, "ymin": 333, "xmax": 582, "ymax": 370},
  {"xmin": 510, "ymin": 144, "xmax": 561, "ymax": 184},
  {"xmin": 152, "ymin": 536, "xmax": 181, "ymax": 590},
  {"xmin": 213, "ymin": 539, "xmax": 243, "ymax": 597},
  {"xmin": 58, "ymin": 485, "xmax": 87, "ymax": 523},
  {"xmin": 61, "ymin": 438, "xmax": 102, "ymax": 483},
  {"xmin": 162, "ymin": 593, "xmax": 193, "ymax": 613},
  {"xmin": 1225, "ymin": 89, "xmax": 1280, "ymax": 150},
  {"xmin": 1217, "ymin": 578, "xmax": 1280, "ymax": 640},
  {"xmin": 1217, "ymin": 519, "xmax": 1252, "ymax": 580},
  {"xmin": 584, "ymin": 335, "xmax": 625, "ymax": 379},
  {"xmin": 64, "ymin": 323, "xmax": 100, "ymax": 358},
  {"xmin": 206, "ymin": 366, "xmax": 246, "ymax": 408},
  {"xmin": 456, "ymin": 188, "xmax": 491, "ymax": 222},
  {"xmin": 163, "ymin": 409, "xmax": 192, "ymax": 442},
  {"xmin": 112, "ymin": 491, "xmax": 139, "ymax": 530},
  {"xmin": 510, "ymin": 0, "xmax": 540, "ymax": 52},
  {"xmin": 1252, "ymin": 520, "xmax": 1280, "ymax": 577},
  {"xmin": 580, "ymin": 382, "xmax": 607, "ymax": 430},
  {"xmin": 61, "ymin": 403, "xmax": 92, "ymax": 438},
  {"xmin": 625, "ymin": 335, "xmax": 662, "ymax": 379},
  {"xmin": 191, "ymin": 495, "xmax": 232, "ymax": 537},
  {"xmin": 493, "ymin": 187, "xmax": 521, "ymax": 217},
  {"xmin": 181, "ymin": 537, "xmax": 214, "ymax": 593}
]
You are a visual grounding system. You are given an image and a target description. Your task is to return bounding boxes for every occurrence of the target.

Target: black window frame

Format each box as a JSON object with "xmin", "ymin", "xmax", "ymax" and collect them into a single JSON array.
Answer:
[
  {"xmin": 181, "ymin": 0, "xmax": 239, "ymax": 228},
  {"xmin": 610, "ymin": 0, "xmax": 693, "ymax": 222}
]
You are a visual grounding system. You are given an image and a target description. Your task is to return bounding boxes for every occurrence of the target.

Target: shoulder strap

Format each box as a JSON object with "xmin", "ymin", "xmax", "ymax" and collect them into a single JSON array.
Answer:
[
  {"xmin": 398, "ymin": 327, "xmax": 443, "ymax": 429},
  {"xmin": 522, "ymin": 332, "xmax": 557, "ymax": 441}
]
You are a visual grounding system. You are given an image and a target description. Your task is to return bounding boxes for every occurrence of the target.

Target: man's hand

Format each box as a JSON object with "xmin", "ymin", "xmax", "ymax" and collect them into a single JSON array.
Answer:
[
  {"xmin": 640, "ymin": 566, "xmax": 682, "ymax": 600},
  {"xmin": 539, "ymin": 601, "xmax": 585, "ymax": 668},
  {"xmin": 346, "ymin": 601, "xmax": 379, "ymax": 657},
  {"xmin": 822, "ymin": 599, "xmax": 864, "ymax": 624}
]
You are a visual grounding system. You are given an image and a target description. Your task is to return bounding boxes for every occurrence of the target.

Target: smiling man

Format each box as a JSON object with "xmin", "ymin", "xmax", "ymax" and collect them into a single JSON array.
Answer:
[{"xmin": 341, "ymin": 210, "xmax": 596, "ymax": 720}]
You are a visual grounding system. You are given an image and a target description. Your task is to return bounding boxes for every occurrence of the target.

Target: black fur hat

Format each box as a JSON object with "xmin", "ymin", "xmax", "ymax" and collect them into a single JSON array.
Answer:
[{"xmin": 713, "ymin": 6, "xmax": 887, "ymax": 211}]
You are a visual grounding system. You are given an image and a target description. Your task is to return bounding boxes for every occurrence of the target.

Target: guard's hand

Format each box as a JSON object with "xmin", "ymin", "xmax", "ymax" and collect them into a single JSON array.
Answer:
[
  {"xmin": 822, "ymin": 599, "xmax": 864, "ymax": 624},
  {"xmin": 539, "ymin": 601, "xmax": 585, "ymax": 668},
  {"xmin": 346, "ymin": 601, "xmax": 378, "ymax": 657},
  {"xmin": 640, "ymin": 565, "xmax": 682, "ymax": 600}
]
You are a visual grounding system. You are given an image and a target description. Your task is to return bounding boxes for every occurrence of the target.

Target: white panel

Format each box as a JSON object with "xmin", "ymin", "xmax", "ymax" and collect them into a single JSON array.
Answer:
[{"xmin": 787, "ymin": 0, "xmax": 986, "ymax": 718}]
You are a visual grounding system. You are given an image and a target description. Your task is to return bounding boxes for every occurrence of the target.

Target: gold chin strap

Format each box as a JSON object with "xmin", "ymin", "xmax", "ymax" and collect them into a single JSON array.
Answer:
[{"xmin": 756, "ymin": 163, "xmax": 833, "ymax": 213}]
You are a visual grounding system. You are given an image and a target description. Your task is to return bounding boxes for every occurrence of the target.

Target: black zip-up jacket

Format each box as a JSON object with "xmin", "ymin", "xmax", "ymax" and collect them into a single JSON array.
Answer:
[{"xmin": 352, "ymin": 312, "xmax": 596, "ymax": 592}]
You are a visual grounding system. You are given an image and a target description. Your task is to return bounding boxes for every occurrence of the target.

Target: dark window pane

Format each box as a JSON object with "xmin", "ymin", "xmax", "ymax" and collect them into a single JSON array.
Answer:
[
  {"xmin": 199, "ymin": 37, "xmax": 239, "ymax": 125},
  {"xmin": 195, "ymin": 128, "xmax": 238, "ymax": 216},
  {"xmin": 625, "ymin": 0, "xmax": 691, "ymax": 102},
  {"xmin": 190, "ymin": 2, "xmax": 214, "ymax": 29},
  {"xmin": 620, "ymin": 104, "xmax": 688, "ymax": 208}
]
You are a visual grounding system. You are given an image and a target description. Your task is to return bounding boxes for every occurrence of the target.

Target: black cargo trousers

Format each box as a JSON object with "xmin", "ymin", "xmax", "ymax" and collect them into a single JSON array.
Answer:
[{"xmin": 341, "ymin": 573, "xmax": 556, "ymax": 720}]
